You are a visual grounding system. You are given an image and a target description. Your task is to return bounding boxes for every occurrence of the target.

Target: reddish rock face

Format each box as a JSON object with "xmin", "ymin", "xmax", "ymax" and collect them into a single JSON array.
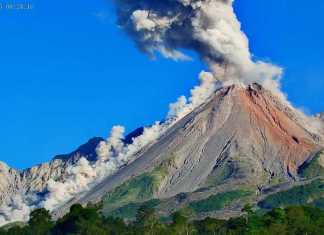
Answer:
[{"xmin": 238, "ymin": 84, "xmax": 319, "ymax": 175}]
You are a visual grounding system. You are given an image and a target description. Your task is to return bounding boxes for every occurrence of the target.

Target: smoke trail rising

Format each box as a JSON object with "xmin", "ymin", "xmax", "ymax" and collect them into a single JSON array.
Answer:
[{"xmin": 114, "ymin": 0, "xmax": 282, "ymax": 91}]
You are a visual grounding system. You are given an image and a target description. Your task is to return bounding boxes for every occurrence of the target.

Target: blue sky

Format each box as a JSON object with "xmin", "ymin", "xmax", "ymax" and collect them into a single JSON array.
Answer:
[{"xmin": 0, "ymin": 0, "xmax": 323, "ymax": 169}]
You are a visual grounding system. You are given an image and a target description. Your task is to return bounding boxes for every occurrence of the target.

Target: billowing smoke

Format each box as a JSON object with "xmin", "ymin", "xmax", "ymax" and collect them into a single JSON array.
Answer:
[
  {"xmin": 36, "ymin": 72, "xmax": 219, "ymax": 214},
  {"xmin": 0, "ymin": 195, "xmax": 32, "ymax": 226},
  {"xmin": 168, "ymin": 71, "xmax": 219, "ymax": 120},
  {"xmin": 114, "ymin": 0, "xmax": 282, "ymax": 91},
  {"xmin": 96, "ymin": 126, "xmax": 126, "ymax": 160},
  {"xmin": 0, "ymin": 69, "xmax": 219, "ymax": 226}
]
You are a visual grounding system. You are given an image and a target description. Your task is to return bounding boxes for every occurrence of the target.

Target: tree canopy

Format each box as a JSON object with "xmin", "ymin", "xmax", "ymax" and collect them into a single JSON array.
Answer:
[{"xmin": 1, "ymin": 204, "xmax": 324, "ymax": 235}]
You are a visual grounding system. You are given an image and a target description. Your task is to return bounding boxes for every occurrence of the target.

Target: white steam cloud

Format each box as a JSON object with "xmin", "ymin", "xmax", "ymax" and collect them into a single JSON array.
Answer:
[
  {"xmin": 168, "ymin": 71, "xmax": 219, "ymax": 120},
  {"xmin": 115, "ymin": 0, "xmax": 283, "ymax": 92},
  {"xmin": 0, "ymin": 195, "xmax": 32, "ymax": 226}
]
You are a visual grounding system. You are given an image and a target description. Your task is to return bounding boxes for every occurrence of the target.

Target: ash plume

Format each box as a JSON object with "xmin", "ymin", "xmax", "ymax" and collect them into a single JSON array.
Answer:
[{"xmin": 114, "ymin": 0, "xmax": 282, "ymax": 91}]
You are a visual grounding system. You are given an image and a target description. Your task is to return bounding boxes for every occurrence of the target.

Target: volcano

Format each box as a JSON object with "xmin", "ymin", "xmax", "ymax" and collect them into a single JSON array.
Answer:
[
  {"xmin": 50, "ymin": 83, "xmax": 323, "ymax": 219},
  {"xmin": 1, "ymin": 83, "xmax": 323, "ymax": 223}
]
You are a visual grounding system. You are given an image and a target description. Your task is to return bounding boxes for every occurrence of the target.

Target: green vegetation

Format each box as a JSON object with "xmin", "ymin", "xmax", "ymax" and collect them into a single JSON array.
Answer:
[
  {"xmin": 1, "ymin": 204, "xmax": 324, "ymax": 235},
  {"xmin": 0, "ymin": 222, "xmax": 26, "ymax": 231},
  {"xmin": 298, "ymin": 151, "xmax": 324, "ymax": 179},
  {"xmin": 258, "ymin": 179, "xmax": 324, "ymax": 209},
  {"xmin": 205, "ymin": 160, "xmax": 236, "ymax": 186},
  {"xmin": 268, "ymin": 176, "xmax": 287, "ymax": 186},
  {"xmin": 188, "ymin": 190, "xmax": 252, "ymax": 213},
  {"xmin": 109, "ymin": 199, "xmax": 160, "ymax": 220},
  {"xmin": 0, "ymin": 208, "xmax": 53, "ymax": 235},
  {"xmin": 309, "ymin": 197, "xmax": 324, "ymax": 209},
  {"xmin": 103, "ymin": 166, "xmax": 168, "ymax": 212}
]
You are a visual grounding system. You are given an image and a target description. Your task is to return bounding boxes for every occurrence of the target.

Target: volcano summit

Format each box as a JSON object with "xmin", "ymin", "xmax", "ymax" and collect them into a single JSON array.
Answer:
[
  {"xmin": 54, "ymin": 83, "xmax": 324, "ymax": 219},
  {"xmin": 1, "ymin": 83, "xmax": 323, "ymax": 224}
]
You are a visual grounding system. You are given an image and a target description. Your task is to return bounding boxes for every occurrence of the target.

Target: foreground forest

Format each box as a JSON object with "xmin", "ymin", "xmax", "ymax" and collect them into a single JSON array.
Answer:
[{"xmin": 1, "ymin": 203, "xmax": 324, "ymax": 235}]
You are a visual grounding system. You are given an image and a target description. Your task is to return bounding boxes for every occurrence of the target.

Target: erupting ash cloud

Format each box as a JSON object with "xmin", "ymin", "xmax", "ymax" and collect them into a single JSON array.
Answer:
[{"xmin": 115, "ymin": 0, "xmax": 282, "ymax": 91}]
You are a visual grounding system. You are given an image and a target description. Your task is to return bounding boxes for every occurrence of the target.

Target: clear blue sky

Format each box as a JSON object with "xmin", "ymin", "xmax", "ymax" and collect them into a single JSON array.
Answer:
[{"xmin": 0, "ymin": 0, "xmax": 323, "ymax": 169}]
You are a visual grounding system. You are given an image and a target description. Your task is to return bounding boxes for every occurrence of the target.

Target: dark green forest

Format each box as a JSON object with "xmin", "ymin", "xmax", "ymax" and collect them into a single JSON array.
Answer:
[{"xmin": 1, "ymin": 203, "xmax": 324, "ymax": 235}]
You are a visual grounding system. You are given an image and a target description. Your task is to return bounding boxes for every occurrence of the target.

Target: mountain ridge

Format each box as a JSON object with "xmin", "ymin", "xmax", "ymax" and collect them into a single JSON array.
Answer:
[
  {"xmin": 52, "ymin": 83, "xmax": 323, "ymax": 219},
  {"xmin": 1, "ymin": 83, "xmax": 323, "ymax": 224},
  {"xmin": 0, "ymin": 127, "xmax": 145, "ymax": 210}
]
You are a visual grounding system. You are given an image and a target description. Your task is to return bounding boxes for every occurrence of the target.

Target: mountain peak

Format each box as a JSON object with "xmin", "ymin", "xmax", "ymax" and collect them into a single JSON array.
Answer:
[
  {"xmin": 53, "ymin": 137, "xmax": 104, "ymax": 163},
  {"xmin": 50, "ymin": 83, "xmax": 322, "ymax": 219},
  {"xmin": 1, "ymin": 83, "xmax": 323, "ymax": 225}
]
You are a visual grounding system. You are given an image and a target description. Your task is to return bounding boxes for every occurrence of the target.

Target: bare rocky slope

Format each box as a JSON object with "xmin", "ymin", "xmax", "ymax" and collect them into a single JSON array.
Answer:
[
  {"xmin": 1, "ymin": 83, "xmax": 323, "ymax": 221},
  {"xmin": 52, "ymin": 83, "xmax": 324, "ymax": 219},
  {"xmin": 0, "ymin": 137, "xmax": 101, "ymax": 207},
  {"xmin": 0, "ymin": 123, "xmax": 149, "ymax": 206},
  {"xmin": 0, "ymin": 126, "xmax": 147, "ymax": 209},
  {"xmin": 315, "ymin": 112, "xmax": 324, "ymax": 136}
]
